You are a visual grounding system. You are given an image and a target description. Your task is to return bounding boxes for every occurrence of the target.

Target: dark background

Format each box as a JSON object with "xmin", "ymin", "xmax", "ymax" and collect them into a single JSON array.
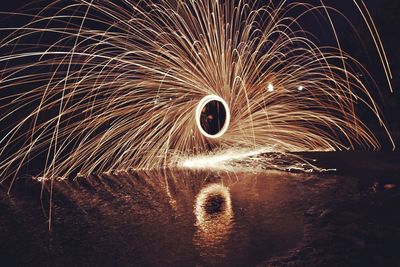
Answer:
[{"xmin": 0, "ymin": 0, "xmax": 399, "ymax": 148}]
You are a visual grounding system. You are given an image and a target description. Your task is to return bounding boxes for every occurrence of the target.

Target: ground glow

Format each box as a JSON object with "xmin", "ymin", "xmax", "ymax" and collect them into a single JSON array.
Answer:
[{"xmin": 194, "ymin": 183, "xmax": 234, "ymax": 256}]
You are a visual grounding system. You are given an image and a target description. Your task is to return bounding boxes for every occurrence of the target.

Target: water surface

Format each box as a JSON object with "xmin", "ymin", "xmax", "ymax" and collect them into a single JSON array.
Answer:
[{"xmin": 1, "ymin": 152, "xmax": 400, "ymax": 266}]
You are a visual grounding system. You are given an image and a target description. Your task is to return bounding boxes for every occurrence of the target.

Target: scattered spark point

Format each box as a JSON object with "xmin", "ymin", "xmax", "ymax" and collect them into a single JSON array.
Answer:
[{"xmin": 267, "ymin": 83, "xmax": 274, "ymax": 92}]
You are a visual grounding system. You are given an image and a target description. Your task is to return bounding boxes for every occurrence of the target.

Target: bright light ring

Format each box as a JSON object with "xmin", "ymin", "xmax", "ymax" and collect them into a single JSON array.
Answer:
[{"xmin": 195, "ymin": 95, "xmax": 230, "ymax": 139}]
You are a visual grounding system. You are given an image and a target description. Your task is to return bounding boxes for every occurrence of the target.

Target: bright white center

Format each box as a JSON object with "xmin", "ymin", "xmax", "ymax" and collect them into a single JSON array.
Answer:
[{"xmin": 267, "ymin": 83, "xmax": 274, "ymax": 92}]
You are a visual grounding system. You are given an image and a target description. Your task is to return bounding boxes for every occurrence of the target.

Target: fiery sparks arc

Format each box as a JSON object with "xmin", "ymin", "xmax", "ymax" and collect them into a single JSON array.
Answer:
[{"xmin": 0, "ymin": 0, "xmax": 395, "ymax": 181}]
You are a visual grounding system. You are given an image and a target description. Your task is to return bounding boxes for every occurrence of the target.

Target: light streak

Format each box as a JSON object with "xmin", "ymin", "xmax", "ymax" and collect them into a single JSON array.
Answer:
[{"xmin": 0, "ymin": 0, "xmax": 394, "ymax": 181}]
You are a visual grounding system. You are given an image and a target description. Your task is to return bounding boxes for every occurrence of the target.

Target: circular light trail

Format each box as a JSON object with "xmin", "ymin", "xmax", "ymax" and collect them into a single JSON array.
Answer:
[{"xmin": 195, "ymin": 95, "xmax": 230, "ymax": 139}]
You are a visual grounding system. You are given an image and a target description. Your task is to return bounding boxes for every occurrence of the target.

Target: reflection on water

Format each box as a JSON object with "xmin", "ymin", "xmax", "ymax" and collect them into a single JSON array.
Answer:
[
  {"xmin": 0, "ymin": 169, "xmax": 308, "ymax": 266},
  {"xmin": 194, "ymin": 183, "xmax": 234, "ymax": 262}
]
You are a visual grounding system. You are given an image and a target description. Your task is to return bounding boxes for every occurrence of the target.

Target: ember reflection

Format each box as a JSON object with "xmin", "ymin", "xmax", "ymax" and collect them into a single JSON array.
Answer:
[{"xmin": 193, "ymin": 183, "xmax": 234, "ymax": 260}]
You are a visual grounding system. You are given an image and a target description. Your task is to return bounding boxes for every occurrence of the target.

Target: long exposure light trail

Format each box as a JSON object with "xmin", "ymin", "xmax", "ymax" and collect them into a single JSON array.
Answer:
[{"xmin": 0, "ymin": 0, "xmax": 394, "ymax": 182}]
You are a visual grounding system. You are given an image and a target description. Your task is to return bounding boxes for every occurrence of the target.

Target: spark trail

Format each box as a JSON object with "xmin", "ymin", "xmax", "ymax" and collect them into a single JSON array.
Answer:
[{"xmin": 0, "ymin": 0, "xmax": 394, "ymax": 182}]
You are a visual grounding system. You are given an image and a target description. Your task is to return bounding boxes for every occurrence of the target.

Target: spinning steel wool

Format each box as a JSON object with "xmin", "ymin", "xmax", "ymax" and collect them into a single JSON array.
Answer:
[{"xmin": 0, "ymin": 0, "xmax": 394, "ymax": 182}]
